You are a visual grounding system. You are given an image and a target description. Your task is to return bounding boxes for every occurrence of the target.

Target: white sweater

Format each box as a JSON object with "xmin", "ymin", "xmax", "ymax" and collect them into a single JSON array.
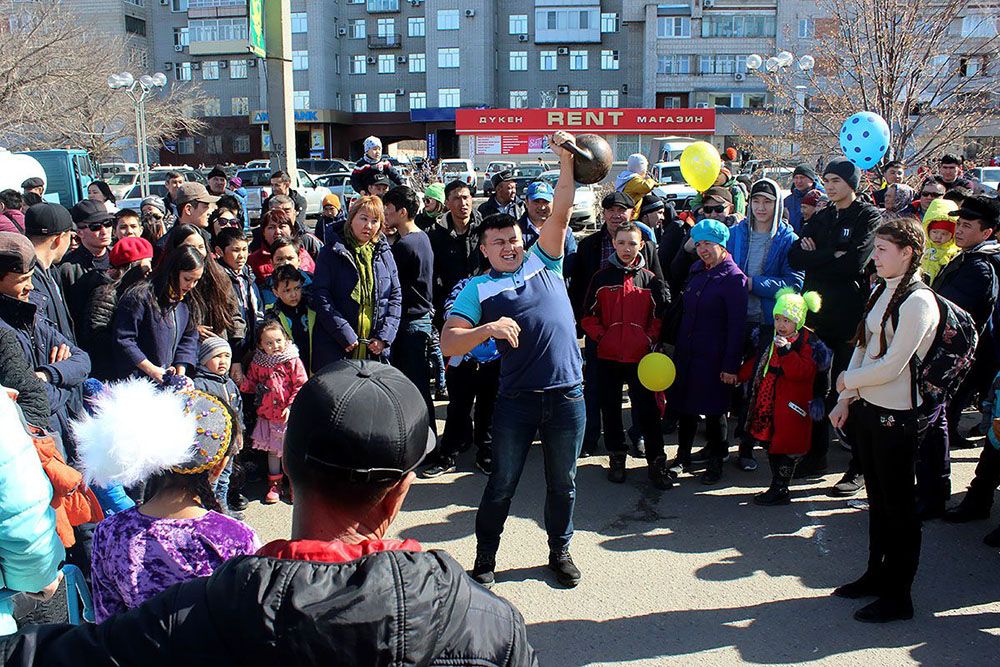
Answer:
[{"xmin": 839, "ymin": 274, "xmax": 939, "ymax": 410}]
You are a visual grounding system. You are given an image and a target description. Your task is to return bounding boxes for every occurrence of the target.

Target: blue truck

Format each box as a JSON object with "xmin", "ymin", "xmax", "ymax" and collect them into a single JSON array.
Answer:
[{"xmin": 20, "ymin": 149, "xmax": 99, "ymax": 207}]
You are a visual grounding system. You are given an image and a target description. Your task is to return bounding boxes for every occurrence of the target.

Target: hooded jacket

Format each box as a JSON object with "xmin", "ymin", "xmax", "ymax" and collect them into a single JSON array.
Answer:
[
  {"xmin": 0, "ymin": 549, "xmax": 538, "ymax": 666},
  {"xmin": 615, "ymin": 171, "xmax": 657, "ymax": 220},
  {"xmin": 727, "ymin": 178, "xmax": 804, "ymax": 325},
  {"xmin": 310, "ymin": 231, "xmax": 402, "ymax": 370},
  {"xmin": 28, "ymin": 262, "xmax": 76, "ymax": 344},
  {"xmin": 787, "ymin": 197, "xmax": 881, "ymax": 343},
  {"xmin": 920, "ymin": 198, "xmax": 960, "ymax": 283}
]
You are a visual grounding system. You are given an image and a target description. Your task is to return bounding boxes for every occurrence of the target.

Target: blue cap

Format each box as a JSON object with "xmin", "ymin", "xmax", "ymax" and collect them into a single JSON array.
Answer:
[
  {"xmin": 526, "ymin": 181, "xmax": 554, "ymax": 202},
  {"xmin": 690, "ymin": 219, "xmax": 730, "ymax": 247}
]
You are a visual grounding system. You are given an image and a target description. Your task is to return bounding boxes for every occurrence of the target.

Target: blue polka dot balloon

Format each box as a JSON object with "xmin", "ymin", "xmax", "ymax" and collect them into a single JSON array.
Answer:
[{"xmin": 839, "ymin": 112, "xmax": 890, "ymax": 169}]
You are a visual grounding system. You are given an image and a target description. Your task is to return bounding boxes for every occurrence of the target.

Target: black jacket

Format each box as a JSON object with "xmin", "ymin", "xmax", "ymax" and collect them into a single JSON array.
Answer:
[
  {"xmin": 932, "ymin": 240, "xmax": 1000, "ymax": 330},
  {"xmin": 428, "ymin": 210, "xmax": 486, "ymax": 319},
  {"xmin": 478, "ymin": 195, "xmax": 525, "ymax": 221},
  {"xmin": 788, "ymin": 198, "xmax": 881, "ymax": 343},
  {"xmin": 262, "ymin": 189, "xmax": 308, "ymax": 229},
  {"xmin": 0, "ymin": 325, "xmax": 50, "ymax": 429},
  {"xmin": 569, "ymin": 226, "xmax": 666, "ymax": 323},
  {"xmin": 78, "ymin": 266, "xmax": 148, "ymax": 381},
  {"xmin": 0, "ymin": 549, "xmax": 537, "ymax": 667},
  {"xmin": 28, "ymin": 263, "xmax": 76, "ymax": 344}
]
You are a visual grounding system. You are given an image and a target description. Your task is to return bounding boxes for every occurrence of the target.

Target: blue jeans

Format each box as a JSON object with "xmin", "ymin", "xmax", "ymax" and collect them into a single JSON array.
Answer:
[
  {"xmin": 213, "ymin": 456, "xmax": 234, "ymax": 507},
  {"xmin": 391, "ymin": 315, "xmax": 437, "ymax": 437},
  {"xmin": 475, "ymin": 384, "xmax": 586, "ymax": 554}
]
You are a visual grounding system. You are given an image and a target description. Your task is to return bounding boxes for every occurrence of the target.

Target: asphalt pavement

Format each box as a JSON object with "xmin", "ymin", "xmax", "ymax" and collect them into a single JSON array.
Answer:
[{"xmin": 243, "ymin": 407, "xmax": 1000, "ymax": 666}]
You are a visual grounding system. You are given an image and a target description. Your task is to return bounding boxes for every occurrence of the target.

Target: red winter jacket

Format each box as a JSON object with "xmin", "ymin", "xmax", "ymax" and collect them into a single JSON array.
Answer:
[{"xmin": 581, "ymin": 257, "xmax": 667, "ymax": 363}]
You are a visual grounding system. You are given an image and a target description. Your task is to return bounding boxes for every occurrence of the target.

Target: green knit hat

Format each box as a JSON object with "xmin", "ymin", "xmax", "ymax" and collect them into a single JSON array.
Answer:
[
  {"xmin": 424, "ymin": 182, "xmax": 445, "ymax": 205},
  {"xmin": 773, "ymin": 288, "xmax": 822, "ymax": 330}
]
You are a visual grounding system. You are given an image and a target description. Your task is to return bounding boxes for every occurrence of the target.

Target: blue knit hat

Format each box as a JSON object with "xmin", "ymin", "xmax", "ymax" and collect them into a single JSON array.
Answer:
[{"xmin": 690, "ymin": 219, "xmax": 730, "ymax": 247}]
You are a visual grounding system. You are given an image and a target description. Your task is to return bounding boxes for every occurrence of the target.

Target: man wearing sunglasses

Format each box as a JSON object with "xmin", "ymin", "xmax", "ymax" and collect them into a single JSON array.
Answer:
[{"xmin": 905, "ymin": 176, "xmax": 947, "ymax": 219}]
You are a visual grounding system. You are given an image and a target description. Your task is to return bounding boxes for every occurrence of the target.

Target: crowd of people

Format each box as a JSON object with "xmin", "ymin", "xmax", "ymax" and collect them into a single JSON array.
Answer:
[{"xmin": 1, "ymin": 130, "xmax": 1000, "ymax": 661}]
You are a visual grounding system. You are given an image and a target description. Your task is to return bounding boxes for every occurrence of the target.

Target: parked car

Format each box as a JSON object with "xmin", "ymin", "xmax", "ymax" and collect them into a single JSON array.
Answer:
[
  {"xmin": 969, "ymin": 166, "xmax": 1000, "ymax": 192},
  {"xmin": 482, "ymin": 161, "xmax": 516, "ymax": 196},
  {"xmin": 538, "ymin": 170, "xmax": 598, "ymax": 231},
  {"xmin": 438, "ymin": 159, "xmax": 477, "ymax": 195},
  {"xmin": 298, "ymin": 158, "xmax": 351, "ymax": 175},
  {"xmin": 245, "ymin": 159, "xmax": 271, "ymax": 169},
  {"xmin": 314, "ymin": 173, "xmax": 357, "ymax": 208},
  {"xmin": 236, "ymin": 168, "xmax": 331, "ymax": 222},
  {"xmin": 106, "ymin": 172, "xmax": 139, "ymax": 200},
  {"xmin": 509, "ymin": 164, "xmax": 547, "ymax": 198},
  {"xmin": 99, "ymin": 162, "xmax": 140, "ymax": 179}
]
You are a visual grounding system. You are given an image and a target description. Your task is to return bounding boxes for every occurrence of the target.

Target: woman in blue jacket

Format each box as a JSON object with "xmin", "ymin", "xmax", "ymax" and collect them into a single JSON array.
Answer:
[
  {"xmin": 113, "ymin": 247, "xmax": 205, "ymax": 383},
  {"xmin": 310, "ymin": 195, "xmax": 401, "ymax": 371},
  {"xmin": 724, "ymin": 178, "xmax": 803, "ymax": 470}
]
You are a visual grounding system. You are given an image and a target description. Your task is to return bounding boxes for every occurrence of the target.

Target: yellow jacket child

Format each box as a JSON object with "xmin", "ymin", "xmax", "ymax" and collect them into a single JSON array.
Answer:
[{"xmin": 921, "ymin": 198, "xmax": 959, "ymax": 283}]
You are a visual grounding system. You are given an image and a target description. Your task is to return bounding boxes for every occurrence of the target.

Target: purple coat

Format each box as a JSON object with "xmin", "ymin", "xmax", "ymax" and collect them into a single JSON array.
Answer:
[{"xmin": 669, "ymin": 254, "xmax": 748, "ymax": 416}]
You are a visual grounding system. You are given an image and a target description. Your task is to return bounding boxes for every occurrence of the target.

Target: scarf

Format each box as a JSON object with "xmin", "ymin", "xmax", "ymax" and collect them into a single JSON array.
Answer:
[
  {"xmin": 252, "ymin": 342, "xmax": 300, "ymax": 369},
  {"xmin": 346, "ymin": 229, "xmax": 376, "ymax": 359}
]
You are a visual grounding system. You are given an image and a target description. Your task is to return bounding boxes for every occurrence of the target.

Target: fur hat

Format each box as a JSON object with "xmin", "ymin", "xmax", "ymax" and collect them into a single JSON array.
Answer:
[{"xmin": 773, "ymin": 288, "xmax": 822, "ymax": 330}]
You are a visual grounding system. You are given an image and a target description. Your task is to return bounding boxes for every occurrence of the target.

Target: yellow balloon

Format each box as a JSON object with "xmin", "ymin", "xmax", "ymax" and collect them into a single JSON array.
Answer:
[
  {"xmin": 680, "ymin": 141, "xmax": 723, "ymax": 193},
  {"xmin": 638, "ymin": 352, "xmax": 676, "ymax": 392}
]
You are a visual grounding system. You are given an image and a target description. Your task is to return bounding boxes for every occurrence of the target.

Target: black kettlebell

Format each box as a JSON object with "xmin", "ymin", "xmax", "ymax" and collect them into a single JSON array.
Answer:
[{"xmin": 558, "ymin": 134, "xmax": 614, "ymax": 185}]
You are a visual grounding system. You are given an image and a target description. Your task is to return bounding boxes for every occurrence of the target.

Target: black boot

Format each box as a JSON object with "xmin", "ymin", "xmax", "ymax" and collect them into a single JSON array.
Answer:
[
  {"xmin": 607, "ymin": 455, "xmax": 627, "ymax": 483},
  {"xmin": 832, "ymin": 569, "xmax": 883, "ymax": 599},
  {"xmin": 754, "ymin": 454, "xmax": 793, "ymax": 506},
  {"xmin": 548, "ymin": 549, "xmax": 582, "ymax": 587},
  {"xmin": 854, "ymin": 595, "xmax": 914, "ymax": 623},
  {"xmin": 647, "ymin": 456, "xmax": 674, "ymax": 490},
  {"xmin": 470, "ymin": 551, "xmax": 496, "ymax": 588}
]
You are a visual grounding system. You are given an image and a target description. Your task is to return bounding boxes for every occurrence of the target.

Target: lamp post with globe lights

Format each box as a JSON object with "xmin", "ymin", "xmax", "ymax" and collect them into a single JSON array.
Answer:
[
  {"xmin": 108, "ymin": 71, "xmax": 167, "ymax": 198},
  {"xmin": 746, "ymin": 52, "xmax": 816, "ymax": 156}
]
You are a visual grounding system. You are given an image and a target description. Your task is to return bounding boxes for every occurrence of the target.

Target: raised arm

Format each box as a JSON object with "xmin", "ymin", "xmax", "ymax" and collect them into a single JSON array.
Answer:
[{"xmin": 538, "ymin": 131, "xmax": 576, "ymax": 259}]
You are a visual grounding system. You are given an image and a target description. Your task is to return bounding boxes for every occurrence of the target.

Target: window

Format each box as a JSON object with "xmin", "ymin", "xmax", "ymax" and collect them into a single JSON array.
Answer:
[
  {"xmin": 569, "ymin": 90, "xmax": 588, "ymax": 108},
  {"xmin": 202, "ymin": 60, "xmax": 220, "ymax": 80},
  {"xmin": 409, "ymin": 92, "xmax": 426, "ymax": 109},
  {"xmin": 351, "ymin": 55, "xmax": 367, "ymax": 74},
  {"xmin": 293, "ymin": 91, "xmax": 310, "ymax": 110},
  {"xmin": 409, "ymin": 53, "xmax": 426, "ymax": 72},
  {"xmin": 378, "ymin": 54, "xmax": 395, "ymax": 73},
  {"xmin": 437, "ymin": 9, "xmax": 459, "ymax": 31},
  {"xmin": 379, "ymin": 93, "xmax": 396, "ymax": 112},
  {"xmin": 177, "ymin": 137, "xmax": 194, "ymax": 155},
  {"xmin": 125, "ymin": 16, "xmax": 146, "ymax": 37},
  {"xmin": 657, "ymin": 54, "xmax": 691, "ymax": 75},
  {"xmin": 616, "ymin": 135, "xmax": 640, "ymax": 161},
  {"xmin": 171, "ymin": 0, "xmax": 189, "ymax": 12},
  {"xmin": 206, "ymin": 136, "xmax": 223, "ymax": 155},
  {"xmin": 368, "ymin": 0, "xmax": 399, "ymax": 11},
  {"xmin": 702, "ymin": 15, "xmax": 776, "ymax": 38},
  {"xmin": 231, "ymin": 97, "xmax": 249, "ymax": 116},
  {"xmin": 408, "ymin": 17, "xmax": 425, "ymax": 37},
  {"xmin": 657, "ymin": 17, "xmax": 691, "ymax": 38},
  {"xmin": 961, "ymin": 56, "xmax": 983, "ymax": 77},
  {"xmin": 962, "ymin": 15, "xmax": 998, "ymax": 37},
  {"xmin": 510, "ymin": 90, "xmax": 528, "ymax": 108},
  {"xmin": 570, "ymin": 50, "xmax": 588, "ymax": 70},
  {"xmin": 349, "ymin": 20, "xmax": 366, "ymax": 39},
  {"xmin": 509, "ymin": 14, "xmax": 528, "ymax": 34},
  {"xmin": 292, "ymin": 51, "xmax": 308, "ymax": 70},
  {"xmin": 536, "ymin": 8, "xmax": 600, "ymax": 42},
  {"xmin": 352, "ymin": 93, "xmax": 368, "ymax": 112},
  {"xmin": 173, "ymin": 27, "xmax": 189, "ymax": 48},
  {"xmin": 291, "ymin": 12, "xmax": 307, "ymax": 33},
  {"xmin": 234, "ymin": 135, "xmax": 250, "ymax": 154},
  {"xmin": 509, "ymin": 51, "xmax": 528, "ymax": 71},
  {"xmin": 708, "ymin": 93, "xmax": 736, "ymax": 108},
  {"xmin": 699, "ymin": 54, "xmax": 747, "ymax": 75},
  {"xmin": 438, "ymin": 47, "xmax": 459, "ymax": 68},
  {"xmin": 540, "ymin": 50, "xmax": 557, "ymax": 70},
  {"xmin": 189, "ymin": 18, "xmax": 248, "ymax": 42},
  {"xmin": 229, "ymin": 59, "xmax": 247, "ymax": 79},
  {"xmin": 798, "ymin": 18, "xmax": 815, "ymax": 39},
  {"xmin": 601, "ymin": 12, "xmax": 619, "ymax": 33},
  {"xmin": 600, "ymin": 89, "xmax": 619, "ymax": 108},
  {"xmin": 661, "ymin": 96, "xmax": 681, "ymax": 108},
  {"xmin": 377, "ymin": 18, "xmax": 395, "ymax": 37},
  {"xmin": 438, "ymin": 88, "xmax": 460, "ymax": 107},
  {"xmin": 123, "ymin": 0, "xmax": 144, "ymax": 5},
  {"xmin": 601, "ymin": 49, "xmax": 619, "ymax": 70},
  {"xmin": 176, "ymin": 62, "xmax": 192, "ymax": 81},
  {"xmin": 347, "ymin": 0, "xmax": 363, "ymax": 4},
  {"xmin": 202, "ymin": 98, "xmax": 221, "ymax": 116}
]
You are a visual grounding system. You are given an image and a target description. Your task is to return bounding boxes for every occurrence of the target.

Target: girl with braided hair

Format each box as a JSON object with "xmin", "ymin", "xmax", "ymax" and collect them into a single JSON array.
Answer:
[{"xmin": 829, "ymin": 215, "xmax": 940, "ymax": 624}]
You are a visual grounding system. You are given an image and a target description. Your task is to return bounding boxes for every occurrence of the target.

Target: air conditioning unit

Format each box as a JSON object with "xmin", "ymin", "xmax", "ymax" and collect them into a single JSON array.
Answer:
[
  {"xmin": 557, "ymin": 84, "xmax": 570, "ymax": 94},
  {"xmin": 366, "ymin": 56, "xmax": 376, "ymax": 64},
  {"xmin": 465, "ymin": 9, "xmax": 475, "ymax": 17},
  {"xmin": 395, "ymin": 88, "xmax": 405, "ymax": 96},
  {"xmin": 338, "ymin": 27, "xmax": 347, "ymax": 36},
  {"xmin": 409, "ymin": 0, "xmax": 422, "ymax": 5},
  {"xmin": 174, "ymin": 44, "xmax": 184, "ymax": 52},
  {"xmin": 734, "ymin": 72, "xmax": 746, "ymax": 81},
  {"xmin": 191, "ymin": 62, "xmax": 201, "ymax": 70},
  {"xmin": 248, "ymin": 59, "xmax": 257, "ymax": 67},
  {"xmin": 219, "ymin": 61, "xmax": 228, "ymax": 68},
  {"xmin": 557, "ymin": 47, "xmax": 569, "ymax": 55},
  {"xmin": 704, "ymin": 0, "xmax": 716, "ymax": 7},
  {"xmin": 695, "ymin": 102, "xmax": 711, "ymax": 108},
  {"xmin": 164, "ymin": 62, "xmax": 173, "ymax": 70},
  {"xmin": 160, "ymin": 0, "xmax": 168, "ymax": 5},
  {"xmin": 397, "ymin": 55, "xmax": 408, "ymax": 63},
  {"xmin": 518, "ymin": 34, "xmax": 529, "ymax": 42},
  {"xmin": 621, "ymin": 84, "xmax": 629, "ymax": 94}
]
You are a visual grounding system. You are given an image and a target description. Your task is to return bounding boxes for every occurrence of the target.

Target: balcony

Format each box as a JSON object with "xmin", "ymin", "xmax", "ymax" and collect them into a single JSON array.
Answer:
[
  {"xmin": 367, "ymin": 0, "xmax": 400, "ymax": 12},
  {"xmin": 368, "ymin": 33, "xmax": 402, "ymax": 49}
]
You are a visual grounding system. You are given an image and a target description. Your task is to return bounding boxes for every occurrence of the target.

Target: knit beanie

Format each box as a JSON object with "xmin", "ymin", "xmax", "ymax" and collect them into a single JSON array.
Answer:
[
  {"xmin": 627, "ymin": 153, "xmax": 648, "ymax": 174},
  {"xmin": 323, "ymin": 193, "xmax": 341, "ymax": 209},
  {"xmin": 801, "ymin": 189, "xmax": 827, "ymax": 207},
  {"xmin": 773, "ymin": 288, "xmax": 822, "ymax": 330},
  {"xmin": 424, "ymin": 182, "xmax": 445, "ymax": 205},
  {"xmin": 198, "ymin": 336, "xmax": 232, "ymax": 366},
  {"xmin": 793, "ymin": 164, "xmax": 818, "ymax": 183},
  {"xmin": 823, "ymin": 158, "xmax": 861, "ymax": 191},
  {"xmin": 364, "ymin": 136, "xmax": 383, "ymax": 153},
  {"xmin": 141, "ymin": 195, "xmax": 166, "ymax": 214}
]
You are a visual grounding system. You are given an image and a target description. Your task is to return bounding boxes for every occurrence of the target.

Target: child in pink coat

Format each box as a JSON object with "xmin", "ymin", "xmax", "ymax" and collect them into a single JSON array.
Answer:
[{"xmin": 240, "ymin": 320, "xmax": 308, "ymax": 504}]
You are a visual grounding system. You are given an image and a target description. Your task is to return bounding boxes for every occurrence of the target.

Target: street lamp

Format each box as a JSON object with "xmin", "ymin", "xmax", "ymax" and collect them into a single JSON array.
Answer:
[
  {"xmin": 746, "ymin": 51, "xmax": 816, "ymax": 156},
  {"xmin": 108, "ymin": 70, "xmax": 167, "ymax": 198}
]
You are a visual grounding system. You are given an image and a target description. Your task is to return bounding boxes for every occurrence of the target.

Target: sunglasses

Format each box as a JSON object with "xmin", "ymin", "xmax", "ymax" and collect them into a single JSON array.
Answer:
[
  {"xmin": 921, "ymin": 191, "xmax": 944, "ymax": 198},
  {"xmin": 703, "ymin": 205, "xmax": 727, "ymax": 214},
  {"xmin": 86, "ymin": 221, "xmax": 113, "ymax": 231},
  {"xmin": 216, "ymin": 217, "xmax": 240, "ymax": 227}
]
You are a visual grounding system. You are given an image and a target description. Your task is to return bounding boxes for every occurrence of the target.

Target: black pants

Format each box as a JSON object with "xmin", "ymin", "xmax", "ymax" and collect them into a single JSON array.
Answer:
[
  {"xmin": 677, "ymin": 413, "xmax": 728, "ymax": 463},
  {"xmin": 853, "ymin": 400, "xmax": 921, "ymax": 598},
  {"xmin": 438, "ymin": 359, "xmax": 500, "ymax": 460},
  {"xmin": 915, "ymin": 403, "xmax": 951, "ymax": 513},
  {"xmin": 966, "ymin": 441, "xmax": 1000, "ymax": 509},
  {"xmin": 805, "ymin": 337, "xmax": 856, "ymax": 470},
  {"xmin": 597, "ymin": 360, "xmax": 664, "ymax": 463}
]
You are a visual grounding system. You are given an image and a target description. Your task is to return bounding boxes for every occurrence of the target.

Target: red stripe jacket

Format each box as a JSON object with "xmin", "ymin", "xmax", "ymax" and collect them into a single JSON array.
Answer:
[{"xmin": 581, "ymin": 257, "xmax": 668, "ymax": 363}]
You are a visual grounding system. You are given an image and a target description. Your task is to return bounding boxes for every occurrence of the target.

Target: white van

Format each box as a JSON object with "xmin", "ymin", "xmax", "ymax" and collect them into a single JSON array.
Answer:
[{"xmin": 438, "ymin": 159, "xmax": 478, "ymax": 195}]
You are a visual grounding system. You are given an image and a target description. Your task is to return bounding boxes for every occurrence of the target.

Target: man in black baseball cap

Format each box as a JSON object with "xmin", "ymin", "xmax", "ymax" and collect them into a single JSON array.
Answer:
[
  {"xmin": 0, "ymin": 359, "xmax": 538, "ymax": 665},
  {"xmin": 24, "ymin": 203, "xmax": 77, "ymax": 342},
  {"xmin": 367, "ymin": 172, "xmax": 393, "ymax": 199}
]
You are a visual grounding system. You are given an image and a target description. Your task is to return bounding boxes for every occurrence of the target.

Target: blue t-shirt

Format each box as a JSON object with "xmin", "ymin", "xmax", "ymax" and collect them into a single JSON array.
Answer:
[{"xmin": 450, "ymin": 244, "xmax": 583, "ymax": 393}]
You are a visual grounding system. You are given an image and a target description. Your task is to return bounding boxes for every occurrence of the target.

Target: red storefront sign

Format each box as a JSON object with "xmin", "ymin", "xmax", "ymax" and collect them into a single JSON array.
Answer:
[{"xmin": 456, "ymin": 108, "xmax": 716, "ymax": 135}]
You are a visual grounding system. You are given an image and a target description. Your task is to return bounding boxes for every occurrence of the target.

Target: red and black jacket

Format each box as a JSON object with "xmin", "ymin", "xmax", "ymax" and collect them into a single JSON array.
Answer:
[{"xmin": 581, "ymin": 256, "xmax": 668, "ymax": 363}]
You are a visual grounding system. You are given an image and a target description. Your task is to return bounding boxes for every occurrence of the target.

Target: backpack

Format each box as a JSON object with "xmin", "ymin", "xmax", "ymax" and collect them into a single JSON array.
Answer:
[{"xmin": 883, "ymin": 281, "xmax": 978, "ymax": 408}]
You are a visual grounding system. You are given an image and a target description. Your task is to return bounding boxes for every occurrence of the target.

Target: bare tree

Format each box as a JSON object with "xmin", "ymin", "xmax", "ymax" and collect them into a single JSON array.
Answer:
[
  {"xmin": 0, "ymin": 0, "xmax": 206, "ymax": 163},
  {"xmin": 735, "ymin": 0, "xmax": 1000, "ymax": 172}
]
